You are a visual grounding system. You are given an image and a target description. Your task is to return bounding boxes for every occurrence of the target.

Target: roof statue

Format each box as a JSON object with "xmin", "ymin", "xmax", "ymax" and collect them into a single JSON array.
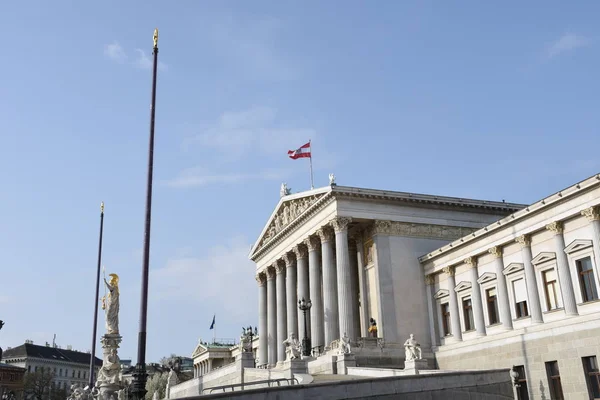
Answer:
[
  {"xmin": 329, "ymin": 173, "xmax": 336, "ymax": 186},
  {"xmin": 280, "ymin": 183, "xmax": 291, "ymax": 198}
]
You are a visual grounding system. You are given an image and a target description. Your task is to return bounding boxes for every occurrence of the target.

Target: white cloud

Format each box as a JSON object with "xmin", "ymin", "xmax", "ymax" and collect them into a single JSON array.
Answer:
[
  {"xmin": 164, "ymin": 166, "xmax": 287, "ymax": 188},
  {"xmin": 547, "ymin": 33, "xmax": 590, "ymax": 58},
  {"xmin": 104, "ymin": 42, "xmax": 127, "ymax": 63},
  {"xmin": 150, "ymin": 238, "xmax": 257, "ymax": 322},
  {"xmin": 134, "ymin": 49, "xmax": 168, "ymax": 71}
]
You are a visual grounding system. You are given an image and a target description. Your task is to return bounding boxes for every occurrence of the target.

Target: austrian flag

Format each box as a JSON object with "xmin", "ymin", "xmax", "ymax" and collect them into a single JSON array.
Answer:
[{"xmin": 288, "ymin": 142, "xmax": 311, "ymax": 159}]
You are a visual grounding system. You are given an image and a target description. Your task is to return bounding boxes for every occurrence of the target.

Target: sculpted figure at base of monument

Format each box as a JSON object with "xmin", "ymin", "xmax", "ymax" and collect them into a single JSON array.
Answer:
[
  {"xmin": 404, "ymin": 334, "xmax": 422, "ymax": 361},
  {"xmin": 283, "ymin": 333, "xmax": 301, "ymax": 360},
  {"xmin": 96, "ymin": 348, "xmax": 122, "ymax": 385},
  {"xmin": 337, "ymin": 332, "xmax": 351, "ymax": 355}
]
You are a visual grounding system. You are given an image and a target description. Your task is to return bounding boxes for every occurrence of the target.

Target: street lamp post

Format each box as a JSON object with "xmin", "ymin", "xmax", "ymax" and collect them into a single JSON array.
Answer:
[{"xmin": 297, "ymin": 297, "xmax": 312, "ymax": 357}]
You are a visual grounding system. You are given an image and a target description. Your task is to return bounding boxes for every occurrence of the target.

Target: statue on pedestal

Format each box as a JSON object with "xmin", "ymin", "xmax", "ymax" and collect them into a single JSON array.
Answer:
[
  {"xmin": 337, "ymin": 332, "xmax": 351, "ymax": 355},
  {"xmin": 102, "ymin": 273, "xmax": 120, "ymax": 335},
  {"xmin": 403, "ymin": 334, "xmax": 422, "ymax": 361},
  {"xmin": 283, "ymin": 333, "xmax": 301, "ymax": 360}
]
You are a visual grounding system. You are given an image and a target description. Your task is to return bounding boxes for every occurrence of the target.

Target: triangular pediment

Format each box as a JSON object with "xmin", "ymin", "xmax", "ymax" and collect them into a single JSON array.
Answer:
[
  {"xmin": 477, "ymin": 272, "xmax": 497, "ymax": 285},
  {"xmin": 250, "ymin": 187, "xmax": 331, "ymax": 258},
  {"xmin": 191, "ymin": 342, "xmax": 208, "ymax": 358},
  {"xmin": 434, "ymin": 289, "xmax": 449, "ymax": 299},
  {"xmin": 531, "ymin": 252, "xmax": 556, "ymax": 265},
  {"xmin": 564, "ymin": 239, "xmax": 593, "ymax": 254},
  {"xmin": 454, "ymin": 281, "xmax": 472, "ymax": 292},
  {"xmin": 503, "ymin": 262, "xmax": 524, "ymax": 275}
]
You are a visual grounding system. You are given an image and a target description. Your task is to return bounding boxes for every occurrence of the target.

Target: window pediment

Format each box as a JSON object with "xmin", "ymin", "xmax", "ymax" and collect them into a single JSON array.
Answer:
[
  {"xmin": 564, "ymin": 239, "xmax": 593, "ymax": 254},
  {"xmin": 454, "ymin": 281, "xmax": 472, "ymax": 292},
  {"xmin": 477, "ymin": 272, "xmax": 497, "ymax": 285},
  {"xmin": 531, "ymin": 252, "xmax": 556, "ymax": 265},
  {"xmin": 434, "ymin": 289, "xmax": 449, "ymax": 299},
  {"xmin": 503, "ymin": 262, "xmax": 524, "ymax": 275}
]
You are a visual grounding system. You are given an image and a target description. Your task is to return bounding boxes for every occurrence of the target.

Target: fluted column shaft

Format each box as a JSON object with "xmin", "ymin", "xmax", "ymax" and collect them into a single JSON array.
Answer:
[
  {"xmin": 425, "ymin": 275, "xmax": 438, "ymax": 346},
  {"xmin": 444, "ymin": 267, "xmax": 462, "ymax": 341},
  {"xmin": 266, "ymin": 267, "xmax": 277, "ymax": 366},
  {"xmin": 333, "ymin": 217, "xmax": 354, "ymax": 340},
  {"xmin": 489, "ymin": 247, "xmax": 513, "ymax": 330},
  {"xmin": 348, "ymin": 239, "xmax": 361, "ymax": 338},
  {"xmin": 306, "ymin": 237, "xmax": 324, "ymax": 349},
  {"xmin": 547, "ymin": 222, "xmax": 578, "ymax": 316},
  {"xmin": 294, "ymin": 246, "xmax": 310, "ymax": 342},
  {"xmin": 319, "ymin": 227, "xmax": 339, "ymax": 346},
  {"xmin": 356, "ymin": 237, "xmax": 369, "ymax": 336},
  {"xmin": 257, "ymin": 272, "xmax": 268, "ymax": 367},
  {"xmin": 275, "ymin": 262, "xmax": 287, "ymax": 363},
  {"xmin": 517, "ymin": 235, "xmax": 543, "ymax": 323},
  {"xmin": 284, "ymin": 253, "xmax": 298, "ymax": 342},
  {"xmin": 582, "ymin": 207, "xmax": 600, "ymax": 282},
  {"xmin": 465, "ymin": 257, "xmax": 486, "ymax": 336}
]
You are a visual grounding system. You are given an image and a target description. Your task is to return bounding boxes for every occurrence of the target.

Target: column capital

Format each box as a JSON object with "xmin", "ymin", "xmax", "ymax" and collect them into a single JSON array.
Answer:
[
  {"xmin": 582, "ymin": 206, "xmax": 600, "ymax": 221},
  {"xmin": 515, "ymin": 234, "xmax": 531, "ymax": 248},
  {"xmin": 304, "ymin": 236, "xmax": 321, "ymax": 251},
  {"xmin": 293, "ymin": 244, "xmax": 308, "ymax": 260},
  {"xmin": 331, "ymin": 216, "xmax": 352, "ymax": 233},
  {"xmin": 463, "ymin": 256, "xmax": 478, "ymax": 268},
  {"xmin": 546, "ymin": 221, "xmax": 564, "ymax": 235},
  {"xmin": 255, "ymin": 272, "xmax": 267, "ymax": 286},
  {"xmin": 488, "ymin": 246, "xmax": 503, "ymax": 259},
  {"xmin": 424, "ymin": 274, "xmax": 435, "ymax": 285},
  {"xmin": 316, "ymin": 226, "xmax": 335, "ymax": 243},
  {"xmin": 275, "ymin": 260, "xmax": 286, "ymax": 274},
  {"xmin": 282, "ymin": 252, "xmax": 296, "ymax": 267},
  {"xmin": 442, "ymin": 266, "xmax": 455, "ymax": 277},
  {"xmin": 373, "ymin": 220, "xmax": 392, "ymax": 235},
  {"xmin": 266, "ymin": 266, "xmax": 276, "ymax": 280}
]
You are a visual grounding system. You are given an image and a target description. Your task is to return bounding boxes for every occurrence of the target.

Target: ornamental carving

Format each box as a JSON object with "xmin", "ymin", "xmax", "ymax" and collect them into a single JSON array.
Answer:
[
  {"xmin": 464, "ymin": 256, "xmax": 477, "ymax": 268},
  {"xmin": 304, "ymin": 236, "xmax": 321, "ymax": 251},
  {"xmin": 442, "ymin": 266, "xmax": 455, "ymax": 276},
  {"xmin": 259, "ymin": 194, "xmax": 326, "ymax": 248},
  {"xmin": 366, "ymin": 220, "xmax": 477, "ymax": 240},
  {"xmin": 515, "ymin": 235, "xmax": 531, "ymax": 248},
  {"xmin": 488, "ymin": 246, "xmax": 502, "ymax": 259},
  {"xmin": 582, "ymin": 206, "xmax": 600, "ymax": 221},
  {"xmin": 424, "ymin": 274, "xmax": 435, "ymax": 285},
  {"xmin": 317, "ymin": 226, "xmax": 335, "ymax": 242},
  {"xmin": 546, "ymin": 221, "xmax": 564, "ymax": 234},
  {"xmin": 282, "ymin": 252, "xmax": 295, "ymax": 267},
  {"xmin": 266, "ymin": 266, "xmax": 276, "ymax": 280},
  {"xmin": 293, "ymin": 244, "xmax": 308, "ymax": 260},
  {"xmin": 331, "ymin": 217, "xmax": 352, "ymax": 233},
  {"xmin": 275, "ymin": 260, "xmax": 286, "ymax": 274},
  {"xmin": 255, "ymin": 272, "xmax": 266, "ymax": 286}
]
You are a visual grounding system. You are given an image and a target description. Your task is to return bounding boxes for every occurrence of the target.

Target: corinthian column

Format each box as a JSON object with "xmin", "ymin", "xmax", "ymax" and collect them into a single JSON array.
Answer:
[
  {"xmin": 464, "ymin": 257, "xmax": 486, "ymax": 336},
  {"xmin": 444, "ymin": 266, "xmax": 462, "ymax": 341},
  {"xmin": 424, "ymin": 274, "xmax": 438, "ymax": 346},
  {"xmin": 348, "ymin": 237, "xmax": 361, "ymax": 338},
  {"xmin": 283, "ymin": 252, "xmax": 298, "ymax": 342},
  {"xmin": 488, "ymin": 246, "xmax": 512, "ymax": 330},
  {"xmin": 582, "ymin": 206, "xmax": 600, "ymax": 277},
  {"xmin": 546, "ymin": 221, "xmax": 578, "ymax": 316},
  {"xmin": 256, "ymin": 272, "xmax": 268, "ymax": 368},
  {"xmin": 305, "ymin": 236, "xmax": 324, "ymax": 350},
  {"xmin": 331, "ymin": 216, "xmax": 354, "ymax": 341},
  {"xmin": 516, "ymin": 235, "xmax": 543, "ymax": 323},
  {"xmin": 318, "ymin": 226, "xmax": 339, "ymax": 346},
  {"xmin": 266, "ymin": 266, "xmax": 277, "ymax": 366},
  {"xmin": 294, "ymin": 244, "xmax": 310, "ymax": 343},
  {"xmin": 275, "ymin": 260, "xmax": 287, "ymax": 363}
]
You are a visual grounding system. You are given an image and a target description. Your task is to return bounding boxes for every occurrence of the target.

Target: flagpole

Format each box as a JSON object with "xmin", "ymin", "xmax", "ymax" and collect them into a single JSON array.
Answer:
[
  {"xmin": 309, "ymin": 139, "xmax": 314, "ymax": 190},
  {"xmin": 88, "ymin": 202, "xmax": 104, "ymax": 388}
]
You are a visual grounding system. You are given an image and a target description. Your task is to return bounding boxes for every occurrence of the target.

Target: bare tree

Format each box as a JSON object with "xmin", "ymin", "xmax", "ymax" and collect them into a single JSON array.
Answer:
[{"xmin": 23, "ymin": 369, "xmax": 55, "ymax": 400}]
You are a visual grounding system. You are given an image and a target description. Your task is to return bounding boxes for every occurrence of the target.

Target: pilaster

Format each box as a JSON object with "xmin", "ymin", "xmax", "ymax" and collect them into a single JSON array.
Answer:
[
  {"xmin": 443, "ymin": 266, "xmax": 462, "ymax": 341},
  {"xmin": 515, "ymin": 235, "xmax": 543, "ymax": 323},
  {"xmin": 464, "ymin": 257, "xmax": 486, "ymax": 336},
  {"xmin": 488, "ymin": 246, "xmax": 512, "ymax": 330},
  {"xmin": 582, "ymin": 206, "xmax": 600, "ymax": 284},
  {"xmin": 546, "ymin": 221, "xmax": 578, "ymax": 316}
]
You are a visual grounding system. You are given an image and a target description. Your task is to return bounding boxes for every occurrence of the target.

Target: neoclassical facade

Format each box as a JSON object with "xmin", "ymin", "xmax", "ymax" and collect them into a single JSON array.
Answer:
[{"xmin": 249, "ymin": 183, "xmax": 523, "ymax": 368}]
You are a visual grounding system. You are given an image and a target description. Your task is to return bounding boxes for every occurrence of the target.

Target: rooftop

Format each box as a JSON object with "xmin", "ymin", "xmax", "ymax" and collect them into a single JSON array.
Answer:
[{"xmin": 3, "ymin": 343, "xmax": 102, "ymax": 367}]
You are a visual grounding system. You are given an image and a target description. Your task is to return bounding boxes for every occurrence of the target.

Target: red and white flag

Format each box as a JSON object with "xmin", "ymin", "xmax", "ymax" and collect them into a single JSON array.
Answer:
[{"xmin": 288, "ymin": 142, "xmax": 311, "ymax": 159}]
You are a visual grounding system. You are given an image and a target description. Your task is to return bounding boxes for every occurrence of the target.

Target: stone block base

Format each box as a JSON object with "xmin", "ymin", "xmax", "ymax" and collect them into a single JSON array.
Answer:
[
  {"xmin": 280, "ymin": 358, "xmax": 308, "ymax": 375},
  {"xmin": 336, "ymin": 354, "xmax": 356, "ymax": 375},
  {"xmin": 404, "ymin": 359, "xmax": 428, "ymax": 375}
]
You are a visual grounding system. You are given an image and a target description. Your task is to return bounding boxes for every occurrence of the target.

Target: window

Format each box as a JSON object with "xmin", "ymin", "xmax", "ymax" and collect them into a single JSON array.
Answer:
[
  {"xmin": 513, "ymin": 279, "xmax": 529, "ymax": 318},
  {"xmin": 543, "ymin": 269, "xmax": 560, "ymax": 310},
  {"xmin": 545, "ymin": 361, "xmax": 564, "ymax": 399},
  {"xmin": 27, "ymin": 366, "xmax": 31, "ymax": 373},
  {"xmin": 486, "ymin": 288, "xmax": 499, "ymax": 325},
  {"xmin": 59, "ymin": 368, "xmax": 63, "ymax": 377},
  {"xmin": 78, "ymin": 371, "xmax": 81, "ymax": 379},
  {"xmin": 83, "ymin": 371, "xmax": 86, "ymax": 379},
  {"xmin": 72, "ymin": 370, "xmax": 75, "ymax": 378},
  {"xmin": 577, "ymin": 257, "xmax": 599, "ymax": 302},
  {"xmin": 462, "ymin": 298, "xmax": 474, "ymax": 331},
  {"xmin": 583, "ymin": 356, "xmax": 600, "ymax": 399},
  {"xmin": 441, "ymin": 303, "xmax": 451, "ymax": 336},
  {"xmin": 514, "ymin": 365, "xmax": 529, "ymax": 400}
]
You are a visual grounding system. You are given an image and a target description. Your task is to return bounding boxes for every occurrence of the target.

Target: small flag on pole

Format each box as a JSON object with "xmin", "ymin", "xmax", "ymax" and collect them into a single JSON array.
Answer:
[
  {"xmin": 287, "ymin": 142, "xmax": 311, "ymax": 159},
  {"xmin": 209, "ymin": 315, "xmax": 215, "ymax": 330}
]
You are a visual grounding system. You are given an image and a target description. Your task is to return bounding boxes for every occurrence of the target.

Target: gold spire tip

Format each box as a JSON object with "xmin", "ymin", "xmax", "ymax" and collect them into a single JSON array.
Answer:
[
  {"xmin": 101, "ymin": 201, "xmax": 104, "ymax": 213},
  {"xmin": 153, "ymin": 28, "xmax": 159, "ymax": 47}
]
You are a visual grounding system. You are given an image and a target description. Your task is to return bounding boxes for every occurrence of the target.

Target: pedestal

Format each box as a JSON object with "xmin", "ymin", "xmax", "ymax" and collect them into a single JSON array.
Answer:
[
  {"xmin": 95, "ymin": 334, "xmax": 124, "ymax": 400},
  {"xmin": 240, "ymin": 352, "xmax": 255, "ymax": 369},
  {"xmin": 403, "ymin": 359, "xmax": 428, "ymax": 375},
  {"xmin": 336, "ymin": 353, "xmax": 356, "ymax": 375},
  {"xmin": 280, "ymin": 358, "xmax": 308, "ymax": 378}
]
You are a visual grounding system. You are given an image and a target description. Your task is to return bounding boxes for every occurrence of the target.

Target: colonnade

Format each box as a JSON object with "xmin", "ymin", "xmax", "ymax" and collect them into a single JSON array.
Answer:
[
  {"xmin": 426, "ymin": 206, "xmax": 600, "ymax": 342},
  {"xmin": 255, "ymin": 217, "xmax": 363, "ymax": 367},
  {"xmin": 193, "ymin": 359, "xmax": 213, "ymax": 377}
]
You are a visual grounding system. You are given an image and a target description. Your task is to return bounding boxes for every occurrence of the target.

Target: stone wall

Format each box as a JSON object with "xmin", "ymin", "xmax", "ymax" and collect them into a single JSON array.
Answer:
[{"xmin": 185, "ymin": 369, "xmax": 513, "ymax": 400}]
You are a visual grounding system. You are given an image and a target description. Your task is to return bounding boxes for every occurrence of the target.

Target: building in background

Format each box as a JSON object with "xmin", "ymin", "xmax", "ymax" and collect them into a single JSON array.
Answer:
[{"xmin": 0, "ymin": 364, "xmax": 26, "ymax": 400}]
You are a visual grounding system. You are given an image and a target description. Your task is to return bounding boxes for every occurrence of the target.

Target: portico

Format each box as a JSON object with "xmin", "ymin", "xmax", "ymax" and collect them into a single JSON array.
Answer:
[{"xmin": 249, "ymin": 183, "xmax": 522, "ymax": 368}]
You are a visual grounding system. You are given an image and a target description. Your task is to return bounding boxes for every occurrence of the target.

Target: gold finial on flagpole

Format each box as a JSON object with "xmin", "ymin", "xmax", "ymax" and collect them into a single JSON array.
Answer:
[
  {"xmin": 101, "ymin": 201, "xmax": 104, "ymax": 214},
  {"xmin": 153, "ymin": 28, "xmax": 159, "ymax": 48}
]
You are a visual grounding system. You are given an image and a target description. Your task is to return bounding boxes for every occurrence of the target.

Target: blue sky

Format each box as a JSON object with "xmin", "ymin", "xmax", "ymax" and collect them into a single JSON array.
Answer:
[{"xmin": 1, "ymin": 1, "xmax": 600, "ymax": 362}]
